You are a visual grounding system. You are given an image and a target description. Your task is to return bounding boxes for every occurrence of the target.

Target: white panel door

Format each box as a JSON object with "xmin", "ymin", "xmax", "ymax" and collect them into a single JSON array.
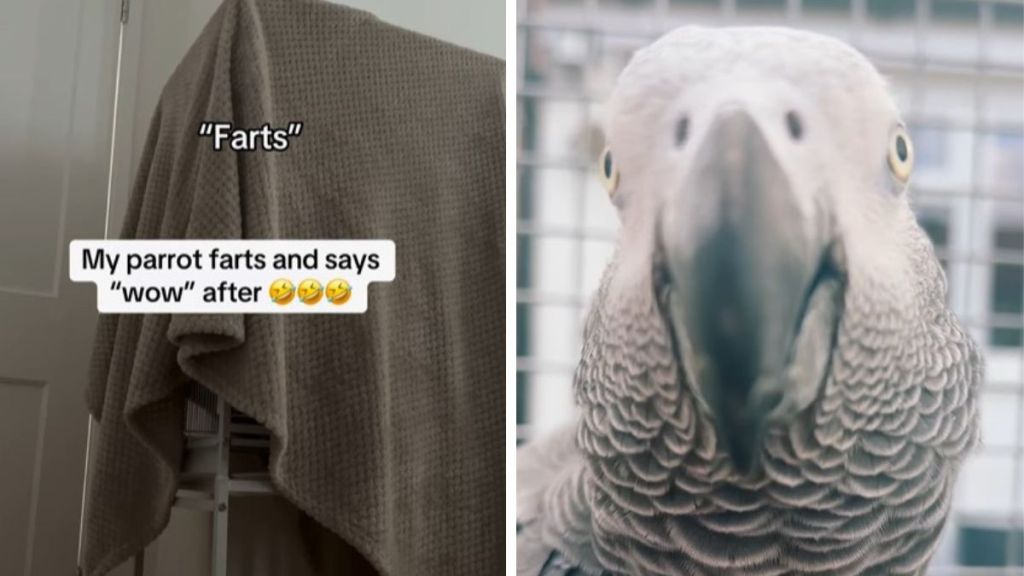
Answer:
[{"xmin": 0, "ymin": 0, "xmax": 122, "ymax": 574}]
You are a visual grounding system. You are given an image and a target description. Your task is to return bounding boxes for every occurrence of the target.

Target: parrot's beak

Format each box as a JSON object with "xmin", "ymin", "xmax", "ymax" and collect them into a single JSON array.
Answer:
[{"xmin": 660, "ymin": 106, "xmax": 841, "ymax": 474}]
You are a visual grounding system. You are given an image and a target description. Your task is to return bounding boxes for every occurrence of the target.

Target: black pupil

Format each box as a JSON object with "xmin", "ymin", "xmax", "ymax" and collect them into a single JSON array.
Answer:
[
  {"xmin": 675, "ymin": 117, "xmax": 689, "ymax": 146},
  {"xmin": 786, "ymin": 111, "xmax": 803, "ymax": 140},
  {"xmin": 895, "ymin": 136, "xmax": 908, "ymax": 162},
  {"xmin": 603, "ymin": 152, "xmax": 613, "ymax": 178}
]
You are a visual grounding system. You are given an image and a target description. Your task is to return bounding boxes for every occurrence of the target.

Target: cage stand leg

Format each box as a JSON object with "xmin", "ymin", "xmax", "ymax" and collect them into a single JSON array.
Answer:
[
  {"xmin": 133, "ymin": 549, "xmax": 144, "ymax": 576},
  {"xmin": 212, "ymin": 396, "xmax": 230, "ymax": 576}
]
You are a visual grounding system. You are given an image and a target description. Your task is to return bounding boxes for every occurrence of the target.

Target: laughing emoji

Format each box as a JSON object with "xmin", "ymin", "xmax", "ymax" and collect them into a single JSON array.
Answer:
[
  {"xmin": 325, "ymin": 279, "xmax": 352, "ymax": 305},
  {"xmin": 269, "ymin": 279, "xmax": 295, "ymax": 305},
  {"xmin": 297, "ymin": 278, "xmax": 323, "ymax": 305}
]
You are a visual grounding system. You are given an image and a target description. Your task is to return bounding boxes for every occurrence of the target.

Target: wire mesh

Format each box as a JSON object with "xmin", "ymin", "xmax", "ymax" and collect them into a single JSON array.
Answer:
[{"xmin": 516, "ymin": 0, "xmax": 1024, "ymax": 570}]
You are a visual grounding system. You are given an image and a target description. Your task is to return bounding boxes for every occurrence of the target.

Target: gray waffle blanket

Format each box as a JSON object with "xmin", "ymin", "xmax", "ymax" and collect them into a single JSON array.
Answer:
[{"xmin": 80, "ymin": 1, "xmax": 504, "ymax": 573}]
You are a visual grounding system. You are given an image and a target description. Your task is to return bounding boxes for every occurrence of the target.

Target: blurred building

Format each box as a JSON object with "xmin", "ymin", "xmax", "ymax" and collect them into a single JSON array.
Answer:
[{"xmin": 516, "ymin": 0, "xmax": 1024, "ymax": 570}]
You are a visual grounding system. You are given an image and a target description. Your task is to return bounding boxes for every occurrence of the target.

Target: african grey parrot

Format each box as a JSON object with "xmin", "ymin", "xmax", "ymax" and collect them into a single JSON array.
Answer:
[{"xmin": 518, "ymin": 27, "xmax": 981, "ymax": 576}]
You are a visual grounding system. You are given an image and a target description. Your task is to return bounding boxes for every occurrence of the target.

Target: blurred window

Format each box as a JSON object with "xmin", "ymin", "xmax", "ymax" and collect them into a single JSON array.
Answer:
[
  {"xmin": 911, "ymin": 127, "xmax": 948, "ymax": 171},
  {"xmin": 518, "ymin": 0, "xmax": 1024, "ymax": 568},
  {"xmin": 917, "ymin": 207, "xmax": 950, "ymax": 274},
  {"xmin": 995, "ymin": 134, "xmax": 1024, "ymax": 195},
  {"xmin": 803, "ymin": 0, "xmax": 850, "ymax": 13},
  {"xmin": 958, "ymin": 520, "xmax": 1024, "ymax": 567},
  {"xmin": 991, "ymin": 223, "xmax": 1023, "ymax": 348}
]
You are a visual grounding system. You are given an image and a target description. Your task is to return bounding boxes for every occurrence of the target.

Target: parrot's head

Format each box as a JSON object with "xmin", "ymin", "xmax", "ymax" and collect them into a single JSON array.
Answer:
[{"xmin": 598, "ymin": 27, "xmax": 940, "ymax": 474}]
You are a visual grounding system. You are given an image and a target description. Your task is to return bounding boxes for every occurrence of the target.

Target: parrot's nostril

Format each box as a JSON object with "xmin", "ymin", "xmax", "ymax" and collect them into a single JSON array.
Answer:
[
  {"xmin": 786, "ymin": 110, "xmax": 803, "ymax": 140},
  {"xmin": 675, "ymin": 116, "xmax": 689, "ymax": 147}
]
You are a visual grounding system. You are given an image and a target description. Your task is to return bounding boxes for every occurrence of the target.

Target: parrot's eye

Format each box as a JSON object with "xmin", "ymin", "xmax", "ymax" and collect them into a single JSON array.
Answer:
[
  {"xmin": 887, "ymin": 127, "xmax": 914, "ymax": 183},
  {"xmin": 675, "ymin": 116, "xmax": 689, "ymax": 147},
  {"xmin": 599, "ymin": 146, "xmax": 620, "ymax": 197},
  {"xmin": 785, "ymin": 111, "xmax": 803, "ymax": 140}
]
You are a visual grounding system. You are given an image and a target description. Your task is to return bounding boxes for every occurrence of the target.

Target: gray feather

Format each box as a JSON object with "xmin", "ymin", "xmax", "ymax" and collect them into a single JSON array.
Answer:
[{"xmin": 518, "ymin": 25, "xmax": 980, "ymax": 576}]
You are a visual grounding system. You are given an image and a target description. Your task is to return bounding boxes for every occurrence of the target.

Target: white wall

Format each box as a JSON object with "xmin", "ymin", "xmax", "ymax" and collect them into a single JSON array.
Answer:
[{"xmin": 337, "ymin": 0, "xmax": 505, "ymax": 58}]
